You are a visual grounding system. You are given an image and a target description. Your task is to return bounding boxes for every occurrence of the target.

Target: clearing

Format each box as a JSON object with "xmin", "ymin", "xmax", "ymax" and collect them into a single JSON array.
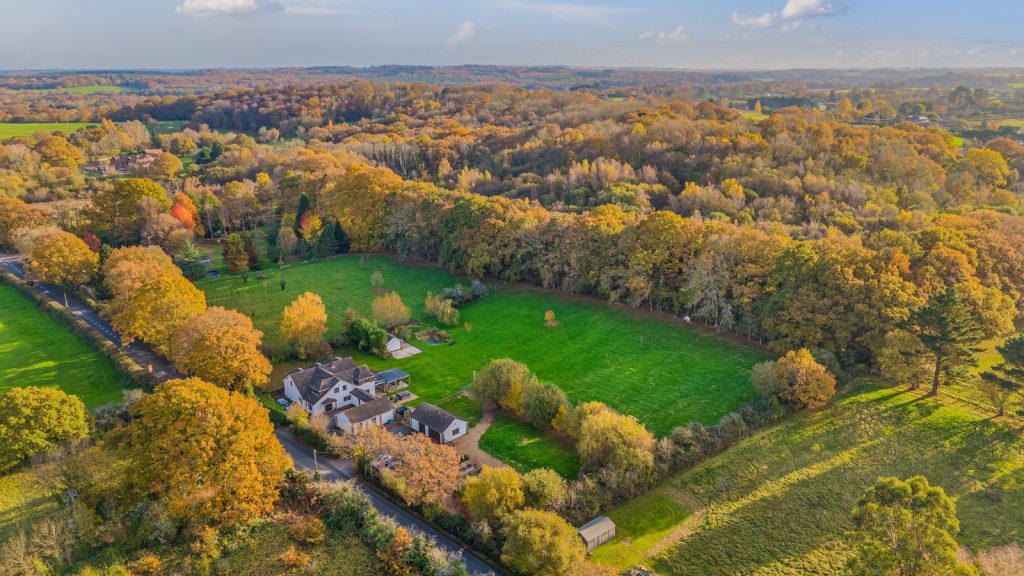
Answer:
[
  {"xmin": 589, "ymin": 486, "xmax": 695, "ymax": 571},
  {"xmin": 199, "ymin": 255, "xmax": 769, "ymax": 436},
  {"xmin": 0, "ymin": 283, "xmax": 126, "ymax": 408},
  {"xmin": 478, "ymin": 413, "xmax": 580, "ymax": 479},
  {"xmin": 649, "ymin": 382, "xmax": 1024, "ymax": 576},
  {"xmin": 0, "ymin": 122, "xmax": 95, "ymax": 139}
]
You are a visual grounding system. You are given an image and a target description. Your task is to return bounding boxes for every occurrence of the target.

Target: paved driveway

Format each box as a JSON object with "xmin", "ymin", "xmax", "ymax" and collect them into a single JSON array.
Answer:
[{"xmin": 275, "ymin": 427, "xmax": 496, "ymax": 576}]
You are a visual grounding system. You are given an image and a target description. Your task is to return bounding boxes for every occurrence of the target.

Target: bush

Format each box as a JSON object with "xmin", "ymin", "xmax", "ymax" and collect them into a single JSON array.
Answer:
[
  {"xmin": 127, "ymin": 554, "xmax": 162, "ymax": 575},
  {"xmin": 279, "ymin": 545, "xmax": 310, "ymax": 569},
  {"xmin": 289, "ymin": 516, "xmax": 326, "ymax": 545}
]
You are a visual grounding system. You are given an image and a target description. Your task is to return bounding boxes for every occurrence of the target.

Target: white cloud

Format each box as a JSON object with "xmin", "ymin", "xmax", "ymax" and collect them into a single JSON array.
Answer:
[
  {"xmin": 492, "ymin": 1, "xmax": 629, "ymax": 25},
  {"xmin": 177, "ymin": 0, "xmax": 283, "ymax": 16},
  {"xmin": 733, "ymin": 0, "xmax": 840, "ymax": 31},
  {"xmin": 639, "ymin": 25, "xmax": 688, "ymax": 46},
  {"xmin": 446, "ymin": 21, "xmax": 479, "ymax": 48},
  {"xmin": 731, "ymin": 11, "xmax": 777, "ymax": 28},
  {"xmin": 781, "ymin": 0, "xmax": 836, "ymax": 19}
]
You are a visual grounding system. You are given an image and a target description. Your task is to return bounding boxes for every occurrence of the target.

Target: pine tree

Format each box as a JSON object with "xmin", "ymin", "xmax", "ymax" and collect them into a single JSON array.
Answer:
[
  {"xmin": 333, "ymin": 220, "xmax": 350, "ymax": 254},
  {"xmin": 909, "ymin": 286, "xmax": 984, "ymax": 396}
]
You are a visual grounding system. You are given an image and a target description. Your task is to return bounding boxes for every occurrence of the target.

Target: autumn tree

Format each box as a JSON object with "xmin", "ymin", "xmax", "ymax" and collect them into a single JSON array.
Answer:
[
  {"xmin": 325, "ymin": 165, "xmax": 402, "ymax": 251},
  {"xmin": 223, "ymin": 233, "xmax": 249, "ymax": 275},
  {"xmin": 277, "ymin": 225, "xmax": 298, "ymax": 257},
  {"xmin": 578, "ymin": 408, "xmax": 655, "ymax": 476},
  {"xmin": 102, "ymin": 245, "xmax": 178, "ymax": 299},
  {"xmin": 502, "ymin": 509, "xmax": 585, "ymax": 576},
  {"xmin": 281, "ymin": 292, "xmax": 328, "ymax": 359},
  {"xmin": 170, "ymin": 306, "xmax": 272, "ymax": 393},
  {"xmin": 109, "ymin": 273, "xmax": 207, "ymax": 355},
  {"xmin": 462, "ymin": 465, "xmax": 525, "ymax": 526},
  {"xmin": 979, "ymin": 334, "xmax": 1024, "ymax": 416},
  {"xmin": 908, "ymin": 286, "xmax": 984, "ymax": 396},
  {"xmin": 124, "ymin": 378, "xmax": 291, "ymax": 528},
  {"xmin": 371, "ymin": 291, "xmax": 411, "ymax": 328},
  {"xmin": 149, "ymin": 152, "xmax": 183, "ymax": 182},
  {"xmin": 370, "ymin": 270, "xmax": 384, "ymax": 288},
  {"xmin": 26, "ymin": 230, "xmax": 99, "ymax": 288},
  {"xmin": 522, "ymin": 468, "xmax": 568, "ymax": 510},
  {"xmin": 849, "ymin": 476, "xmax": 970, "ymax": 576},
  {"xmin": 0, "ymin": 197, "xmax": 43, "ymax": 251},
  {"xmin": 382, "ymin": 431, "xmax": 462, "ymax": 507},
  {"xmin": 754, "ymin": 349, "xmax": 837, "ymax": 409},
  {"xmin": 0, "ymin": 387, "xmax": 90, "ymax": 470},
  {"xmin": 523, "ymin": 382, "xmax": 569, "ymax": 430},
  {"xmin": 85, "ymin": 177, "xmax": 171, "ymax": 244},
  {"xmin": 471, "ymin": 358, "xmax": 539, "ymax": 412}
]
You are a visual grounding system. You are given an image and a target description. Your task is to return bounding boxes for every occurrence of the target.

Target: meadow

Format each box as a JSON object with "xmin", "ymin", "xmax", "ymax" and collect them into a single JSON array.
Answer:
[
  {"xmin": 478, "ymin": 414, "xmax": 581, "ymax": 479},
  {"xmin": 61, "ymin": 84, "xmax": 125, "ymax": 94},
  {"xmin": 648, "ymin": 382, "xmax": 1024, "ymax": 576},
  {"xmin": 0, "ymin": 283, "xmax": 126, "ymax": 408},
  {"xmin": 589, "ymin": 486, "xmax": 693, "ymax": 571},
  {"xmin": 198, "ymin": 255, "xmax": 769, "ymax": 436},
  {"xmin": 0, "ymin": 122, "xmax": 95, "ymax": 139}
]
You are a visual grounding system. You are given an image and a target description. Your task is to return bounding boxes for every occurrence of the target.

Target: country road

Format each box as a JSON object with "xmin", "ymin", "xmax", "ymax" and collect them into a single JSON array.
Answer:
[
  {"xmin": 274, "ymin": 427, "xmax": 496, "ymax": 576},
  {"xmin": 0, "ymin": 255, "xmax": 182, "ymax": 383}
]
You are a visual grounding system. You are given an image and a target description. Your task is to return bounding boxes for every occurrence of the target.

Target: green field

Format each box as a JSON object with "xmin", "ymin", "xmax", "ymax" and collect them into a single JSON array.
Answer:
[
  {"xmin": 199, "ymin": 255, "xmax": 769, "ymax": 435},
  {"xmin": 742, "ymin": 111, "xmax": 769, "ymax": 121},
  {"xmin": 590, "ymin": 486, "xmax": 693, "ymax": 570},
  {"xmin": 478, "ymin": 414, "xmax": 580, "ymax": 479},
  {"xmin": 0, "ymin": 466, "xmax": 58, "ymax": 542},
  {"xmin": 649, "ymin": 382, "xmax": 1024, "ymax": 576},
  {"xmin": 62, "ymin": 84, "xmax": 124, "ymax": 94},
  {"xmin": 0, "ymin": 283, "xmax": 125, "ymax": 408},
  {"xmin": 0, "ymin": 122, "xmax": 95, "ymax": 139}
]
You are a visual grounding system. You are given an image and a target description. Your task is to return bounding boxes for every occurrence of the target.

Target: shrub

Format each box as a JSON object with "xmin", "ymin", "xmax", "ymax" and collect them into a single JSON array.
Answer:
[
  {"xmin": 279, "ymin": 545, "xmax": 310, "ymax": 569},
  {"xmin": 435, "ymin": 299, "xmax": 460, "ymax": 326},
  {"xmin": 127, "ymin": 554, "xmax": 162, "ymax": 575},
  {"xmin": 289, "ymin": 516, "xmax": 326, "ymax": 545}
]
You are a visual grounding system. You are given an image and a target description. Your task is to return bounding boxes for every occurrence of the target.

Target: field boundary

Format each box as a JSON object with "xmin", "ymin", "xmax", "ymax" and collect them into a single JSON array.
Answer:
[
  {"xmin": 643, "ymin": 488, "xmax": 708, "ymax": 560},
  {"xmin": 0, "ymin": 268, "xmax": 155, "ymax": 392}
]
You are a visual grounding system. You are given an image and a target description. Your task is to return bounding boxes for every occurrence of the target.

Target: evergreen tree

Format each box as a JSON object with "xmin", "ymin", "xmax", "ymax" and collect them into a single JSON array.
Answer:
[
  {"xmin": 980, "ymin": 334, "xmax": 1024, "ymax": 415},
  {"xmin": 296, "ymin": 193, "xmax": 311, "ymax": 231},
  {"xmin": 909, "ymin": 286, "xmax": 984, "ymax": 396},
  {"xmin": 333, "ymin": 220, "xmax": 351, "ymax": 254}
]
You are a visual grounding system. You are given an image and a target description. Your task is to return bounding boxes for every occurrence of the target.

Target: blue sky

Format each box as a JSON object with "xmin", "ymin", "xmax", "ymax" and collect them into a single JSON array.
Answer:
[{"xmin": 1, "ymin": 0, "xmax": 1022, "ymax": 70}]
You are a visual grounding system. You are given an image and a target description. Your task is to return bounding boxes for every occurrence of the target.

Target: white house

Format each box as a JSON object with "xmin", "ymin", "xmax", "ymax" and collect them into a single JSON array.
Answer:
[
  {"xmin": 408, "ymin": 403, "xmax": 467, "ymax": 444},
  {"xmin": 283, "ymin": 357, "xmax": 393, "ymax": 432},
  {"xmin": 386, "ymin": 336, "xmax": 403, "ymax": 354},
  {"xmin": 336, "ymin": 397, "xmax": 395, "ymax": 434}
]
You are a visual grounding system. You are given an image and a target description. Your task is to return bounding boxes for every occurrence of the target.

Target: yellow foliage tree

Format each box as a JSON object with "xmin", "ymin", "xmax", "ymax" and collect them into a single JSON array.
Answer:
[
  {"xmin": 462, "ymin": 465, "xmax": 525, "ymax": 526},
  {"xmin": 109, "ymin": 273, "xmax": 207, "ymax": 355},
  {"xmin": 372, "ymin": 291, "xmax": 411, "ymax": 328},
  {"xmin": 125, "ymin": 378, "xmax": 291, "ymax": 528},
  {"xmin": 502, "ymin": 509, "xmax": 586, "ymax": 576},
  {"xmin": 102, "ymin": 245, "xmax": 178, "ymax": 299},
  {"xmin": 27, "ymin": 230, "xmax": 99, "ymax": 287},
  {"xmin": 170, "ymin": 306, "xmax": 272, "ymax": 393},
  {"xmin": 578, "ymin": 408, "xmax": 655, "ymax": 476},
  {"xmin": 281, "ymin": 292, "xmax": 328, "ymax": 359}
]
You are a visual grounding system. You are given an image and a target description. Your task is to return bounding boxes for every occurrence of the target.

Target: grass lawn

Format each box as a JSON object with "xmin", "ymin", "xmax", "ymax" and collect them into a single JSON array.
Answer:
[
  {"xmin": 0, "ymin": 122, "xmax": 95, "ymax": 139},
  {"xmin": 0, "ymin": 465, "xmax": 58, "ymax": 542},
  {"xmin": 62, "ymin": 84, "xmax": 125, "ymax": 94},
  {"xmin": 589, "ymin": 486, "xmax": 693, "ymax": 571},
  {"xmin": 199, "ymin": 255, "xmax": 769, "ymax": 436},
  {"xmin": 743, "ymin": 111, "xmax": 769, "ymax": 121},
  {"xmin": 478, "ymin": 414, "xmax": 580, "ymax": 479},
  {"xmin": 651, "ymin": 382, "xmax": 1024, "ymax": 576},
  {"xmin": 0, "ymin": 283, "xmax": 126, "ymax": 408}
]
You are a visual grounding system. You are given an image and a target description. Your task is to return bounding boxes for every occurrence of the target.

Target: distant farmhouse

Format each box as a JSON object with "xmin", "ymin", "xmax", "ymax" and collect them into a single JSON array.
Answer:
[
  {"xmin": 84, "ymin": 148, "xmax": 164, "ymax": 175},
  {"xmin": 409, "ymin": 403, "xmax": 467, "ymax": 444},
  {"xmin": 283, "ymin": 357, "xmax": 409, "ymax": 434}
]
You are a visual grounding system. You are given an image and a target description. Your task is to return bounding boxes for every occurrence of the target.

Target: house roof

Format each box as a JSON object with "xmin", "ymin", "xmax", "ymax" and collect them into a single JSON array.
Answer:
[
  {"xmin": 351, "ymin": 388, "xmax": 376, "ymax": 403},
  {"xmin": 578, "ymin": 516, "xmax": 615, "ymax": 542},
  {"xmin": 341, "ymin": 397, "xmax": 394, "ymax": 423},
  {"xmin": 376, "ymin": 368, "xmax": 410, "ymax": 385},
  {"xmin": 287, "ymin": 357, "xmax": 373, "ymax": 405},
  {"xmin": 410, "ymin": 403, "xmax": 464, "ymax": 432}
]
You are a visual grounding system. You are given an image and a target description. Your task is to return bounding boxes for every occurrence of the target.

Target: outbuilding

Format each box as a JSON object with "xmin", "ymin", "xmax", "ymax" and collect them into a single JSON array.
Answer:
[
  {"xmin": 408, "ymin": 403, "xmax": 467, "ymax": 444},
  {"xmin": 578, "ymin": 516, "xmax": 616, "ymax": 552}
]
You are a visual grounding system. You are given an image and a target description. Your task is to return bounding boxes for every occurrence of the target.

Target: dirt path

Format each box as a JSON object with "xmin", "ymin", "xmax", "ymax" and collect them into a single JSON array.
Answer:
[
  {"xmin": 452, "ymin": 410, "xmax": 507, "ymax": 470},
  {"xmin": 644, "ymin": 487, "xmax": 708, "ymax": 560}
]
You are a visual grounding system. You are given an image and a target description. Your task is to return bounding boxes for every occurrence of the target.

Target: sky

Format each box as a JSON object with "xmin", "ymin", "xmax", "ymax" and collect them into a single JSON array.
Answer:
[{"xmin": 1, "ymin": 0, "xmax": 1022, "ymax": 70}]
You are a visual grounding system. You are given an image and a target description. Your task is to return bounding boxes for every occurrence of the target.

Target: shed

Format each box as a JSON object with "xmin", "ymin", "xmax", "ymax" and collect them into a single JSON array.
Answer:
[
  {"xmin": 578, "ymin": 516, "xmax": 616, "ymax": 552},
  {"xmin": 386, "ymin": 336, "xmax": 403, "ymax": 353},
  {"xmin": 409, "ymin": 403, "xmax": 467, "ymax": 443}
]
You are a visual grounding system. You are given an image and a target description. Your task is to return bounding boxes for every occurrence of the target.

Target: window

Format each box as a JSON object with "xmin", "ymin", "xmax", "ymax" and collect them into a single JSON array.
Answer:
[
  {"xmin": 344, "ymin": 395, "xmax": 351, "ymax": 401},
  {"xmin": 324, "ymin": 402, "xmax": 334, "ymax": 411},
  {"xmin": 452, "ymin": 428, "xmax": 460, "ymax": 436},
  {"xmin": 334, "ymin": 386, "xmax": 339, "ymax": 393}
]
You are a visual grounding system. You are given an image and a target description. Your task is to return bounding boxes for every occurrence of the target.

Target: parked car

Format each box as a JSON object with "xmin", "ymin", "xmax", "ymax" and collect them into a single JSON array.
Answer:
[
  {"xmin": 276, "ymin": 398, "xmax": 291, "ymax": 409},
  {"xmin": 395, "ymin": 405, "xmax": 409, "ymax": 416},
  {"xmin": 396, "ymin": 391, "xmax": 412, "ymax": 401}
]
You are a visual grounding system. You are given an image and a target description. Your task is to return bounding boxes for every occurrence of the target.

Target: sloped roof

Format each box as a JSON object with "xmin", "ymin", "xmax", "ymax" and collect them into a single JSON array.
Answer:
[
  {"xmin": 351, "ymin": 388, "xmax": 376, "ymax": 403},
  {"xmin": 341, "ymin": 397, "xmax": 394, "ymax": 423},
  {"xmin": 287, "ymin": 357, "xmax": 372, "ymax": 405},
  {"xmin": 410, "ymin": 403, "xmax": 464, "ymax": 432},
  {"xmin": 578, "ymin": 516, "xmax": 615, "ymax": 542}
]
